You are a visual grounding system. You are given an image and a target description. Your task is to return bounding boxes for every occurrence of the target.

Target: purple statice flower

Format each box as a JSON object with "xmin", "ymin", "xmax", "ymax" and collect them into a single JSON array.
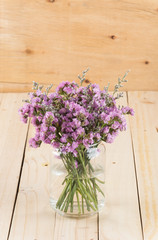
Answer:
[
  {"xmin": 28, "ymin": 92, "xmax": 35, "ymax": 100},
  {"xmin": 106, "ymin": 133, "xmax": 114, "ymax": 143},
  {"xmin": 44, "ymin": 138, "xmax": 51, "ymax": 144},
  {"xmin": 91, "ymin": 84, "xmax": 101, "ymax": 98},
  {"xmin": 61, "ymin": 141, "xmax": 78, "ymax": 156},
  {"xmin": 39, "ymin": 131, "xmax": 46, "ymax": 141},
  {"xmin": 102, "ymin": 126, "xmax": 109, "ymax": 134},
  {"xmin": 71, "ymin": 131, "xmax": 78, "ymax": 141},
  {"xmin": 59, "ymin": 108, "xmax": 67, "ymax": 114},
  {"xmin": 83, "ymin": 119, "xmax": 89, "ymax": 126},
  {"xmin": 49, "ymin": 126, "xmax": 56, "ymax": 132},
  {"xmin": 41, "ymin": 125, "xmax": 48, "ymax": 132},
  {"xmin": 100, "ymin": 112, "xmax": 111, "ymax": 123},
  {"xmin": 56, "ymin": 81, "xmax": 70, "ymax": 92},
  {"xmin": 66, "ymin": 112, "xmax": 73, "ymax": 119},
  {"xmin": 48, "ymin": 133, "xmax": 56, "ymax": 140},
  {"xmin": 31, "ymin": 116, "xmax": 43, "ymax": 127},
  {"xmin": 63, "ymin": 86, "xmax": 73, "ymax": 94},
  {"xmin": 119, "ymin": 117, "xmax": 127, "ymax": 131},
  {"xmin": 60, "ymin": 135, "xmax": 68, "ymax": 143},
  {"xmin": 121, "ymin": 106, "xmax": 134, "ymax": 116},
  {"xmin": 88, "ymin": 132, "xmax": 94, "ymax": 145},
  {"xmin": 76, "ymin": 127, "xmax": 85, "ymax": 136},
  {"xmin": 19, "ymin": 114, "xmax": 28, "ymax": 123},
  {"xmin": 72, "ymin": 118, "xmax": 81, "ymax": 128},
  {"xmin": 56, "ymin": 81, "xmax": 77, "ymax": 95},
  {"xmin": 94, "ymin": 133, "xmax": 101, "ymax": 140},
  {"xmin": 111, "ymin": 121, "xmax": 120, "ymax": 130},
  {"xmin": 36, "ymin": 89, "xmax": 42, "ymax": 96},
  {"xmin": 29, "ymin": 138, "xmax": 41, "ymax": 148},
  {"xmin": 31, "ymin": 97, "xmax": 41, "ymax": 106},
  {"xmin": 18, "ymin": 103, "xmax": 34, "ymax": 123},
  {"xmin": 75, "ymin": 160, "xmax": 78, "ymax": 168},
  {"xmin": 89, "ymin": 132, "xmax": 94, "ymax": 138},
  {"xmin": 52, "ymin": 141, "xmax": 60, "ymax": 149},
  {"xmin": 83, "ymin": 138, "xmax": 89, "ymax": 148},
  {"xmin": 49, "ymin": 92, "xmax": 56, "ymax": 99},
  {"xmin": 71, "ymin": 142, "xmax": 79, "ymax": 151}
]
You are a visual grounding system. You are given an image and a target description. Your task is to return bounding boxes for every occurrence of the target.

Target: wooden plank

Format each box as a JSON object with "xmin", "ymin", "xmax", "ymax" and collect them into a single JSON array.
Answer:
[
  {"xmin": 0, "ymin": 82, "xmax": 33, "ymax": 93},
  {"xmin": 128, "ymin": 91, "xmax": 158, "ymax": 240},
  {"xmin": 1, "ymin": 0, "xmax": 158, "ymax": 92},
  {"xmin": 0, "ymin": 93, "xmax": 28, "ymax": 240},
  {"xmin": 99, "ymin": 93, "xmax": 143, "ymax": 240},
  {"xmin": 8, "ymin": 125, "xmax": 98, "ymax": 240},
  {"xmin": 8, "ymin": 136, "xmax": 55, "ymax": 240},
  {"xmin": 53, "ymin": 214, "xmax": 97, "ymax": 240}
]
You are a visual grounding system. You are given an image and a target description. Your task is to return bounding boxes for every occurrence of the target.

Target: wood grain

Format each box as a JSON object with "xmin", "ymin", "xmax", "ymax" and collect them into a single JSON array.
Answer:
[
  {"xmin": 128, "ymin": 92, "xmax": 158, "ymax": 240},
  {"xmin": 99, "ymin": 94, "xmax": 143, "ymax": 239},
  {"xmin": 0, "ymin": 93, "xmax": 28, "ymax": 240},
  {"xmin": 53, "ymin": 214, "xmax": 97, "ymax": 240},
  {"xmin": 1, "ymin": 0, "xmax": 158, "ymax": 92}
]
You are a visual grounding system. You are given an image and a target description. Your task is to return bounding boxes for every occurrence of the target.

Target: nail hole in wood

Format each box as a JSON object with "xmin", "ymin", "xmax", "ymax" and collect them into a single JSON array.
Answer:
[
  {"xmin": 156, "ymin": 128, "xmax": 158, "ymax": 132},
  {"xmin": 110, "ymin": 35, "xmax": 116, "ymax": 40},
  {"xmin": 85, "ymin": 79, "xmax": 90, "ymax": 83},
  {"xmin": 25, "ymin": 49, "xmax": 33, "ymax": 55},
  {"xmin": 44, "ymin": 163, "xmax": 48, "ymax": 166},
  {"xmin": 112, "ymin": 162, "xmax": 116, "ymax": 164},
  {"xmin": 145, "ymin": 60, "xmax": 149, "ymax": 64}
]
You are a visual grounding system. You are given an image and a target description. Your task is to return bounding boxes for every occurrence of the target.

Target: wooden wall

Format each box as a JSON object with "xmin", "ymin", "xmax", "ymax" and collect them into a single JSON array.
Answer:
[{"xmin": 1, "ymin": 0, "xmax": 158, "ymax": 92}]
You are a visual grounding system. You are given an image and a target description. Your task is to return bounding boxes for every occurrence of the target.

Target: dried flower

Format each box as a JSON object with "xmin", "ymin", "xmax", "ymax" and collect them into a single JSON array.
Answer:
[{"xmin": 19, "ymin": 70, "xmax": 134, "ymax": 154}]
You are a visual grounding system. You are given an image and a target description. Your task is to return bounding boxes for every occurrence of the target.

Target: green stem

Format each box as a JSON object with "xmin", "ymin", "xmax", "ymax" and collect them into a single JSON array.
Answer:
[
  {"xmin": 82, "ymin": 195, "xmax": 84, "ymax": 214},
  {"xmin": 76, "ymin": 191, "xmax": 81, "ymax": 214},
  {"xmin": 70, "ymin": 183, "xmax": 76, "ymax": 212},
  {"xmin": 56, "ymin": 180, "xmax": 70, "ymax": 208},
  {"xmin": 55, "ymin": 146, "xmax": 104, "ymax": 214}
]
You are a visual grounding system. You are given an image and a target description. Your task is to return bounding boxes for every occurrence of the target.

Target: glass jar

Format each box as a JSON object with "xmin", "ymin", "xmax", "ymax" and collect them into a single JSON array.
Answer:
[{"xmin": 49, "ymin": 142, "xmax": 106, "ymax": 217}]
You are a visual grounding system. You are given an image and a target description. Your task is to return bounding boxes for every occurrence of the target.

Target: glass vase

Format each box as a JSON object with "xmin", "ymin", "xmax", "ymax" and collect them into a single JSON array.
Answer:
[{"xmin": 49, "ymin": 142, "xmax": 106, "ymax": 217}]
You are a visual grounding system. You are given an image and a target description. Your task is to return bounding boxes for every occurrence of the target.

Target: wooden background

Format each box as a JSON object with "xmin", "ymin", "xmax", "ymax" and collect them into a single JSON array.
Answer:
[{"xmin": 1, "ymin": 0, "xmax": 158, "ymax": 92}]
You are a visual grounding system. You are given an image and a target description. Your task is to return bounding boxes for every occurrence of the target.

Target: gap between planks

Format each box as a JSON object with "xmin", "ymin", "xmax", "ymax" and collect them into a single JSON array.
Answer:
[
  {"xmin": 7, "ymin": 120, "xmax": 30, "ymax": 240},
  {"xmin": 126, "ymin": 92, "xmax": 144, "ymax": 240},
  {"xmin": 128, "ymin": 91, "xmax": 158, "ymax": 240}
]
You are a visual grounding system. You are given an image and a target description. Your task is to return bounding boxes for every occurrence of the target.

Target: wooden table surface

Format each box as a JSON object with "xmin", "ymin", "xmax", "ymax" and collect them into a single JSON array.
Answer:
[{"xmin": 0, "ymin": 91, "xmax": 158, "ymax": 240}]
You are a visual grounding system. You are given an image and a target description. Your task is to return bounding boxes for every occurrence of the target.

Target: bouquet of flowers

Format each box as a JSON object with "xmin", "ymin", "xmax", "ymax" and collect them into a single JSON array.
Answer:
[{"xmin": 19, "ymin": 69, "xmax": 134, "ymax": 215}]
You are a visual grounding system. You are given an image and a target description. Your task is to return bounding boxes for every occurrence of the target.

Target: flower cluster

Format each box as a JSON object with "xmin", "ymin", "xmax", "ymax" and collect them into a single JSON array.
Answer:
[{"xmin": 19, "ymin": 71, "xmax": 134, "ymax": 156}]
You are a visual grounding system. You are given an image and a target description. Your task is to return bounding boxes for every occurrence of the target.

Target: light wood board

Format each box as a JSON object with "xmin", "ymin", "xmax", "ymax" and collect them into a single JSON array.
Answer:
[
  {"xmin": 99, "ymin": 93, "xmax": 143, "ymax": 240},
  {"xmin": 1, "ymin": 0, "xmax": 158, "ymax": 92},
  {"xmin": 0, "ymin": 93, "xmax": 28, "ymax": 240},
  {"xmin": 128, "ymin": 91, "xmax": 158, "ymax": 240}
]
